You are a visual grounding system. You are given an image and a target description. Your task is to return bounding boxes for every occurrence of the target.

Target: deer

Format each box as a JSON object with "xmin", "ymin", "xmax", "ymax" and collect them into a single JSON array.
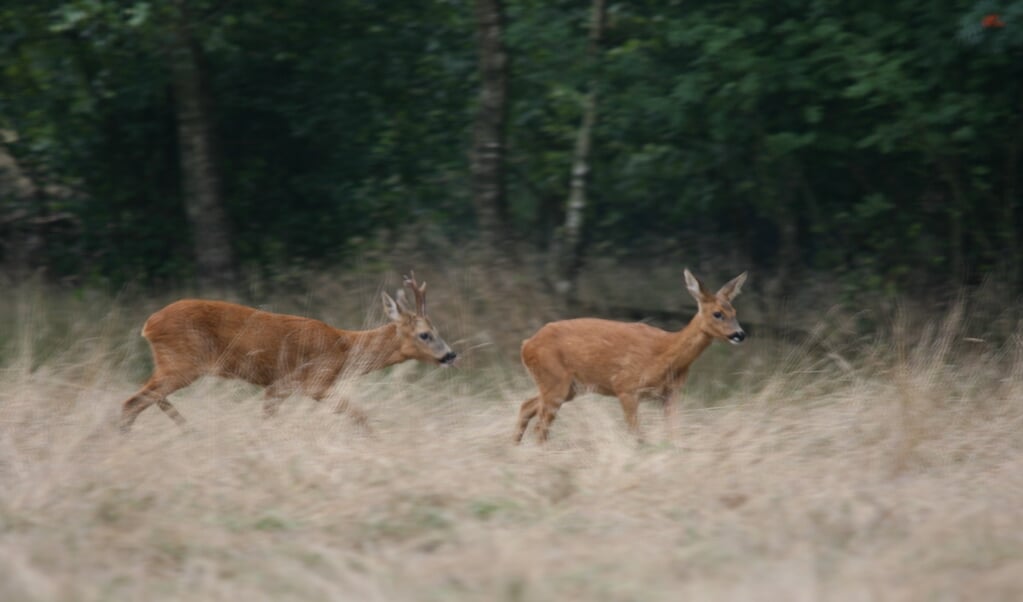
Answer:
[
  {"xmin": 119, "ymin": 272, "xmax": 456, "ymax": 433},
  {"xmin": 514, "ymin": 269, "xmax": 747, "ymax": 444}
]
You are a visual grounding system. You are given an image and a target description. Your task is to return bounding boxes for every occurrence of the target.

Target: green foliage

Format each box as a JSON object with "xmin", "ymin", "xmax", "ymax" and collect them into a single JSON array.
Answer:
[
  {"xmin": 1, "ymin": 0, "xmax": 1020, "ymax": 290},
  {"xmin": 573, "ymin": 0, "xmax": 1021, "ymax": 285},
  {"xmin": 1, "ymin": 0, "xmax": 474, "ymax": 284}
]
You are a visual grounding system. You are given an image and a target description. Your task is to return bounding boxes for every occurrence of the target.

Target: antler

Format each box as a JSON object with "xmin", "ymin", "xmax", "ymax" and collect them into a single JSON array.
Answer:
[{"xmin": 402, "ymin": 270, "xmax": 428, "ymax": 316}]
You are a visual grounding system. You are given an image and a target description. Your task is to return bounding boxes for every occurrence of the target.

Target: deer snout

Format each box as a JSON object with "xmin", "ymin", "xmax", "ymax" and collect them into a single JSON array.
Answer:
[
  {"xmin": 439, "ymin": 351, "xmax": 458, "ymax": 366},
  {"xmin": 728, "ymin": 330, "xmax": 747, "ymax": 344}
]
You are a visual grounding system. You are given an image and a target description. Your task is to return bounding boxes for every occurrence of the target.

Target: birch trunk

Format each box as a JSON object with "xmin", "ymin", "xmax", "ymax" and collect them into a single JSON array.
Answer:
[{"xmin": 552, "ymin": 0, "xmax": 606, "ymax": 305}]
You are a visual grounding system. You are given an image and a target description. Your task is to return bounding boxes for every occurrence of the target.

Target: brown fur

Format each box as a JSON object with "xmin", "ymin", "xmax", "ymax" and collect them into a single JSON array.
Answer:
[
  {"xmin": 515, "ymin": 269, "xmax": 747, "ymax": 443},
  {"xmin": 120, "ymin": 275, "xmax": 455, "ymax": 432}
]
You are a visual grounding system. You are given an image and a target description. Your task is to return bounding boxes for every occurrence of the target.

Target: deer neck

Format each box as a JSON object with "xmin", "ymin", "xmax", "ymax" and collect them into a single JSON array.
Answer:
[
  {"xmin": 348, "ymin": 322, "xmax": 408, "ymax": 373},
  {"xmin": 658, "ymin": 317, "xmax": 713, "ymax": 376}
]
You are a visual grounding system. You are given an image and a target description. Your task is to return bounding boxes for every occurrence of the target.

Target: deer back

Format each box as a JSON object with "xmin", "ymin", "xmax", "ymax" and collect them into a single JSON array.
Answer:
[
  {"xmin": 143, "ymin": 299, "xmax": 355, "ymax": 387},
  {"xmin": 522, "ymin": 318, "xmax": 677, "ymax": 394}
]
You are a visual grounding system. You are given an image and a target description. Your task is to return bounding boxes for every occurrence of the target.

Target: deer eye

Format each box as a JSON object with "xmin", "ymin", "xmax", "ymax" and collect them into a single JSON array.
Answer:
[
  {"xmin": 418, "ymin": 332, "xmax": 432, "ymax": 341},
  {"xmin": 713, "ymin": 311, "xmax": 724, "ymax": 320}
]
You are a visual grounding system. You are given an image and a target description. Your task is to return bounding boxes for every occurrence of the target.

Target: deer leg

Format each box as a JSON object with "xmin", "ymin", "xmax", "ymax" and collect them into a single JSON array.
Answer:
[
  {"xmin": 663, "ymin": 373, "xmax": 687, "ymax": 438},
  {"xmin": 662, "ymin": 389, "xmax": 684, "ymax": 438},
  {"xmin": 330, "ymin": 396, "xmax": 371, "ymax": 431},
  {"xmin": 514, "ymin": 396, "xmax": 541, "ymax": 444},
  {"xmin": 121, "ymin": 388, "xmax": 157, "ymax": 433},
  {"xmin": 262, "ymin": 384, "xmax": 290, "ymax": 418},
  {"xmin": 302, "ymin": 375, "xmax": 371, "ymax": 431},
  {"xmin": 522, "ymin": 356, "xmax": 574, "ymax": 444},
  {"xmin": 534, "ymin": 385, "xmax": 574, "ymax": 444},
  {"xmin": 155, "ymin": 399, "xmax": 187, "ymax": 428},
  {"xmin": 534, "ymin": 399, "xmax": 562, "ymax": 443},
  {"xmin": 120, "ymin": 374, "xmax": 193, "ymax": 433},
  {"xmin": 617, "ymin": 392, "xmax": 642, "ymax": 441},
  {"xmin": 661, "ymin": 397, "xmax": 677, "ymax": 438}
]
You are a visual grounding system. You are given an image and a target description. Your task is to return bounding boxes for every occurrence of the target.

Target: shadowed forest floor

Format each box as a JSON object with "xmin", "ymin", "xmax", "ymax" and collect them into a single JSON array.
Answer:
[{"xmin": 1, "ymin": 267, "xmax": 1022, "ymax": 601}]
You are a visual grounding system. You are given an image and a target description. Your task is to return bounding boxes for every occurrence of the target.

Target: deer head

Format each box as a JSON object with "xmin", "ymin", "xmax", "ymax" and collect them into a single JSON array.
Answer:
[
  {"xmin": 382, "ymin": 271, "xmax": 458, "ymax": 366},
  {"xmin": 684, "ymin": 269, "xmax": 747, "ymax": 344}
]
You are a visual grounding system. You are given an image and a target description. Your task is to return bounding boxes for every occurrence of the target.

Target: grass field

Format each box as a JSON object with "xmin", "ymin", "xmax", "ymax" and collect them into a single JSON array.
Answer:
[{"xmin": 2, "ymin": 268, "xmax": 1022, "ymax": 601}]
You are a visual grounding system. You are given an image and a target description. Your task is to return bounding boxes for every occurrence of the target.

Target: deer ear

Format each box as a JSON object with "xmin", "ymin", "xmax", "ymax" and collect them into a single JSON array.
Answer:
[
  {"xmin": 684, "ymin": 269, "xmax": 710, "ymax": 303},
  {"xmin": 382, "ymin": 292, "xmax": 402, "ymax": 321},
  {"xmin": 717, "ymin": 272, "xmax": 747, "ymax": 301}
]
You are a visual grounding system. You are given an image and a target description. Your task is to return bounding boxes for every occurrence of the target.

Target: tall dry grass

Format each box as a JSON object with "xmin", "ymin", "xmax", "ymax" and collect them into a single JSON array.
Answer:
[{"xmin": 1, "ymin": 266, "xmax": 1023, "ymax": 601}]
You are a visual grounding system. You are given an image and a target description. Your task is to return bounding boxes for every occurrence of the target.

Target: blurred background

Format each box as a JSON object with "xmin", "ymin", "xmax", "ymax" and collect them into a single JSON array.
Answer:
[{"xmin": 1, "ymin": 1, "xmax": 1020, "ymax": 303}]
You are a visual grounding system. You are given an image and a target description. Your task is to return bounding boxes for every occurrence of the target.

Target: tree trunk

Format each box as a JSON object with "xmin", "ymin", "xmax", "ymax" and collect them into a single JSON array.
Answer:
[
  {"xmin": 470, "ymin": 0, "xmax": 509, "ymax": 251},
  {"xmin": 554, "ymin": 93, "xmax": 596, "ymax": 297},
  {"xmin": 172, "ymin": 0, "xmax": 236, "ymax": 291},
  {"xmin": 552, "ymin": 0, "xmax": 606, "ymax": 306}
]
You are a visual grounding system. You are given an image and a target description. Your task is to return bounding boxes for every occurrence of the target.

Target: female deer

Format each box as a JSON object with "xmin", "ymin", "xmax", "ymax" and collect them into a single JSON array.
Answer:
[{"xmin": 515, "ymin": 269, "xmax": 747, "ymax": 443}]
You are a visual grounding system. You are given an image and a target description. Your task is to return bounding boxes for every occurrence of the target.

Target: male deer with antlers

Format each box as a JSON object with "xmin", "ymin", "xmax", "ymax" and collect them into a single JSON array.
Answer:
[
  {"xmin": 515, "ymin": 269, "xmax": 747, "ymax": 443},
  {"xmin": 120, "ymin": 272, "xmax": 456, "ymax": 432}
]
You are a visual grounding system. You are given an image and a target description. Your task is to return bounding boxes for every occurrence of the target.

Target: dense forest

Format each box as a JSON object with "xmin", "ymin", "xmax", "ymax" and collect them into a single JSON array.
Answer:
[{"xmin": 1, "ymin": 1, "xmax": 1021, "ymax": 294}]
